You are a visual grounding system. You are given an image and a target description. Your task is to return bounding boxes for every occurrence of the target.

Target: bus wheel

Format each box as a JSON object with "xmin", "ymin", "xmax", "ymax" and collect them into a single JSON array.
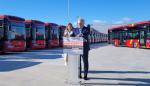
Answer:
[{"xmin": 133, "ymin": 42, "xmax": 137, "ymax": 48}]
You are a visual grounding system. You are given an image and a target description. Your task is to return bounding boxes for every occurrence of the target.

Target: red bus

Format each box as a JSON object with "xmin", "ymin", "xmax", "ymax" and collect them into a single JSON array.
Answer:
[
  {"xmin": 59, "ymin": 25, "xmax": 66, "ymax": 47},
  {"xmin": 108, "ymin": 26, "xmax": 125, "ymax": 46},
  {"xmin": 25, "ymin": 20, "xmax": 46, "ymax": 50},
  {"xmin": 45, "ymin": 23, "xmax": 59, "ymax": 48},
  {"xmin": 134, "ymin": 21, "xmax": 150, "ymax": 48},
  {"xmin": 0, "ymin": 15, "xmax": 26, "ymax": 53},
  {"xmin": 108, "ymin": 21, "xmax": 150, "ymax": 48}
]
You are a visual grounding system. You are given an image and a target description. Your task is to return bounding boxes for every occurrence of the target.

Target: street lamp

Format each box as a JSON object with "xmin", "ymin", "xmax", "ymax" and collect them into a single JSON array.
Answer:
[{"xmin": 67, "ymin": 0, "xmax": 70, "ymax": 22}]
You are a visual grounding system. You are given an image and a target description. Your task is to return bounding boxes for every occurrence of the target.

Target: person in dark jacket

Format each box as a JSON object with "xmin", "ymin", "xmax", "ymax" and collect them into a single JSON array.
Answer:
[{"xmin": 73, "ymin": 18, "xmax": 90, "ymax": 80}]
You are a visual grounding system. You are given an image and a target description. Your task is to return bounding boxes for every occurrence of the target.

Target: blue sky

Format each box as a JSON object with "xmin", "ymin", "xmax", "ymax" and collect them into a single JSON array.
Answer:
[{"xmin": 0, "ymin": 0, "xmax": 150, "ymax": 33}]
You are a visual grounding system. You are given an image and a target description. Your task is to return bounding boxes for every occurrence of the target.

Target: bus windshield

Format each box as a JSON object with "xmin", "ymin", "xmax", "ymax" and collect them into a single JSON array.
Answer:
[
  {"xmin": 36, "ymin": 25, "xmax": 45, "ymax": 40},
  {"xmin": 8, "ymin": 22, "xmax": 25, "ymax": 40},
  {"xmin": 147, "ymin": 33, "xmax": 150, "ymax": 39},
  {"xmin": 51, "ymin": 26, "xmax": 59, "ymax": 40},
  {"xmin": 127, "ymin": 32, "xmax": 132, "ymax": 39},
  {"xmin": 0, "ymin": 27, "xmax": 4, "ymax": 39},
  {"xmin": 54, "ymin": 27, "xmax": 59, "ymax": 39}
]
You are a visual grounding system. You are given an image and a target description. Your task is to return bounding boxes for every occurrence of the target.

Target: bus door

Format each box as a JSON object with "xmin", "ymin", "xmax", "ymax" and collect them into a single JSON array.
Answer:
[
  {"xmin": 146, "ymin": 26, "xmax": 150, "ymax": 48},
  {"xmin": 132, "ymin": 31, "xmax": 139, "ymax": 48},
  {"xmin": 119, "ymin": 31, "xmax": 126, "ymax": 46},
  {"xmin": 139, "ymin": 30, "xmax": 146, "ymax": 47}
]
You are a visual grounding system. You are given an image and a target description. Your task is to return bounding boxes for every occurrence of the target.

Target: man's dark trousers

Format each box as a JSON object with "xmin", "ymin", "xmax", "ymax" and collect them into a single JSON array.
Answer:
[{"xmin": 79, "ymin": 43, "xmax": 89, "ymax": 78}]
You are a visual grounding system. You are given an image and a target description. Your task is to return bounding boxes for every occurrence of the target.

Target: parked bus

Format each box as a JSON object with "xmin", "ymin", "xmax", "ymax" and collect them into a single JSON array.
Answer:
[
  {"xmin": 108, "ymin": 25, "xmax": 126, "ymax": 47},
  {"xmin": 25, "ymin": 20, "xmax": 45, "ymax": 50},
  {"xmin": 59, "ymin": 25, "xmax": 66, "ymax": 47},
  {"xmin": 134, "ymin": 21, "xmax": 150, "ymax": 48},
  {"xmin": 0, "ymin": 15, "xmax": 26, "ymax": 53},
  {"xmin": 108, "ymin": 21, "xmax": 150, "ymax": 48},
  {"xmin": 45, "ymin": 23, "xmax": 59, "ymax": 48}
]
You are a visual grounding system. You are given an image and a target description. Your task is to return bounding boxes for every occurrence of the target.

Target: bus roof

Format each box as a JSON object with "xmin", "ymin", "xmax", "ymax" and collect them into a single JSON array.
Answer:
[
  {"xmin": 108, "ymin": 20, "xmax": 150, "ymax": 31},
  {"xmin": 108, "ymin": 25, "xmax": 125, "ymax": 31},
  {"xmin": 45, "ymin": 23, "xmax": 58, "ymax": 26},
  {"xmin": 0, "ymin": 15, "xmax": 25, "ymax": 21},
  {"xmin": 124, "ymin": 24, "xmax": 135, "ymax": 27},
  {"xmin": 135, "ymin": 21, "xmax": 150, "ymax": 25},
  {"xmin": 25, "ymin": 20, "xmax": 44, "ymax": 24}
]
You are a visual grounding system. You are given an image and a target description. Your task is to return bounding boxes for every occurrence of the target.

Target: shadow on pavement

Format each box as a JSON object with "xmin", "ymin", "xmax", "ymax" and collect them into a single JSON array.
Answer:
[
  {"xmin": 82, "ymin": 82, "xmax": 150, "ymax": 86},
  {"xmin": 82, "ymin": 70, "xmax": 150, "ymax": 86},
  {"xmin": 90, "ymin": 43, "xmax": 109, "ymax": 50},
  {"xmin": 88, "ymin": 70, "xmax": 150, "ymax": 74},
  {"xmin": 0, "ymin": 53, "xmax": 62, "ymax": 60},
  {"xmin": 30, "ymin": 48, "xmax": 63, "ymax": 53},
  {"xmin": 0, "ymin": 60, "xmax": 41, "ymax": 72},
  {"xmin": 0, "ymin": 49, "xmax": 63, "ymax": 60}
]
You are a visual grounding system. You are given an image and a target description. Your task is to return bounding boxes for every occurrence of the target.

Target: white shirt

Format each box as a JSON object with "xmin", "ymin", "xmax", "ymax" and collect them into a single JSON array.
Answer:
[
  {"xmin": 64, "ymin": 31, "xmax": 73, "ymax": 37},
  {"xmin": 79, "ymin": 29, "xmax": 82, "ymax": 34}
]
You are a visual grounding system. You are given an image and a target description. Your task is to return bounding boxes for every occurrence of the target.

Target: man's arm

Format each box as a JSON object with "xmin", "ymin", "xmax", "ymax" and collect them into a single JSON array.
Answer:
[
  {"xmin": 82, "ymin": 27, "xmax": 90, "ymax": 36},
  {"xmin": 73, "ymin": 28, "xmax": 79, "ymax": 36}
]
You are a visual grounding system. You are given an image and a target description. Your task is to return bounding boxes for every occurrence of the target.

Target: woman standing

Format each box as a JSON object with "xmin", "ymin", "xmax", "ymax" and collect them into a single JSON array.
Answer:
[
  {"xmin": 64, "ymin": 23, "xmax": 75, "ymax": 37},
  {"xmin": 63, "ymin": 23, "xmax": 75, "ymax": 66}
]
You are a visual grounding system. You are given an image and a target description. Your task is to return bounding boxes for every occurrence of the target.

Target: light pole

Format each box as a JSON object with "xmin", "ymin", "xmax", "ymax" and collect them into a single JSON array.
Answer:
[{"xmin": 67, "ymin": 0, "xmax": 70, "ymax": 22}]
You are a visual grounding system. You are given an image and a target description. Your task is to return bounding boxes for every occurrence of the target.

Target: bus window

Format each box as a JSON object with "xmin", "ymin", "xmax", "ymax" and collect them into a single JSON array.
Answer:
[
  {"xmin": 36, "ymin": 26, "xmax": 45, "ymax": 40},
  {"xmin": 0, "ymin": 19, "xmax": 3, "ymax": 26},
  {"xmin": 114, "ymin": 32, "xmax": 119, "ymax": 39},
  {"xmin": 147, "ymin": 33, "xmax": 150, "ymax": 39},
  {"xmin": 127, "ymin": 32, "xmax": 132, "ymax": 39},
  {"xmin": 0, "ymin": 20, "xmax": 4, "ymax": 39},
  {"xmin": 147, "ymin": 25, "xmax": 150, "ymax": 39},
  {"xmin": 8, "ymin": 22, "xmax": 25, "ymax": 40},
  {"xmin": 111, "ymin": 32, "xmax": 114, "ymax": 40},
  {"xmin": 11, "ymin": 26, "xmax": 25, "ymax": 40},
  {"xmin": 53, "ymin": 27, "xmax": 59, "ymax": 40},
  {"xmin": 140, "ymin": 31, "xmax": 145, "ymax": 39},
  {"xmin": 0, "ymin": 27, "xmax": 4, "ymax": 39},
  {"xmin": 132, "ymin": 31, "xmax": 139, "ymax": 39},
  {"xmin": 120, "ymin": 31, "xmax": 127, "ymax": 43}
]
